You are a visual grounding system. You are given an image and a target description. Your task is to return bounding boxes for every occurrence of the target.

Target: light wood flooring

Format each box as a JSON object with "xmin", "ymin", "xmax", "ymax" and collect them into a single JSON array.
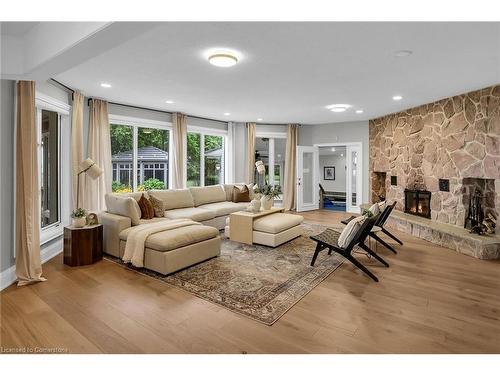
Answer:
[{"xmin": 1, "ymin": 210, "xmax": 499, "ymax": 353}]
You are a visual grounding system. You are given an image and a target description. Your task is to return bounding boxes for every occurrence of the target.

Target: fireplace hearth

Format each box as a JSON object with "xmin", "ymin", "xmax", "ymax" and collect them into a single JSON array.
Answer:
[{"xmin": 404, "ymin": 189, "xmax": 431, "ymax": 219}]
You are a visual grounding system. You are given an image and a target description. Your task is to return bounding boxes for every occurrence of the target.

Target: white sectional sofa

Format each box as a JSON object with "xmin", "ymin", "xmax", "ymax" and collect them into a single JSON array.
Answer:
[{"xmin": 100, "ymin": 184, "xmax": 253, "ymax": 274}]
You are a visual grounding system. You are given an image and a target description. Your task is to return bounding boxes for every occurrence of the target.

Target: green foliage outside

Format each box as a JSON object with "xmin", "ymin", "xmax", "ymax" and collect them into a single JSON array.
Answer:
[
  {"xmin": 138, "ymin": 178, "xmax": 165, "ymax": 191},
  {"xmin": 187, "ymin": 133, "xmax": 223, "ymax": 186},
  {"xmin": 110, "ymin": 125, "xmax": 169, "ymax": 154}
]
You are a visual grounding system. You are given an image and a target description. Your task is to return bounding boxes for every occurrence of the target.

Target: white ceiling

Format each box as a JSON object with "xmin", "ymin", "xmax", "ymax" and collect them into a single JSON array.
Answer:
[{"xmin": 55, "ymin": 22, "xmax": 500, "ymax": 124}]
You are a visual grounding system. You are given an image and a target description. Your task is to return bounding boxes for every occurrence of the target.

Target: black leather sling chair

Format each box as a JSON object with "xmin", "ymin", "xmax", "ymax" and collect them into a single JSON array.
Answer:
[
  {"xmin": 341, "ymin": 202, "xmax": 403, "ymax": 254},
  {"xmin": 310, "ymin": 215, "xmax": 389, "ymax": 282}
]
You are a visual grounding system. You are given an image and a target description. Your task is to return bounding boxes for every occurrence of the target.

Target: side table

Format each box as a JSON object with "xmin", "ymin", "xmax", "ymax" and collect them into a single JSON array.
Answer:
[{"xmin": 63, "ymin": 224, "xmax": 103, "ymax": 266}]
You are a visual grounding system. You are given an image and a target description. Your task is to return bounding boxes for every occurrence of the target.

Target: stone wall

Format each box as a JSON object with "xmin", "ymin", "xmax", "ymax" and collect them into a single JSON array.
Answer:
[{"xmin": 369, "ymin": 84, "xmax": 500, "ymax": 228}]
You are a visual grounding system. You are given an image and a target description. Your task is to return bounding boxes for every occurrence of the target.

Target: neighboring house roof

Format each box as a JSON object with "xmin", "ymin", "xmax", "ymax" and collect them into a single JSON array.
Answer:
[
  {"xmin": 112, "ymin": 146, "xmax": 169, "ymax": 162},
  {"xmin": 205, "ymin": 147, "xmax": 223, "ymax": 158}
]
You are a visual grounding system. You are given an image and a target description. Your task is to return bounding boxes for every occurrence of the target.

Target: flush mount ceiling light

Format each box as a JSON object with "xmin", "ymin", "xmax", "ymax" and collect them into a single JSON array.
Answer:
[
  {"xmin": 395, "ymin": 50, "xmax": 413, "ymax": 57},
  {"xmin": 223, "ymin": 112, "xmax": 231, "ymax": 116},
  {"xmin": 356, "ymin": 109, "xmax": 364, "ymax": 114},
  {"xmin": 208, "ymin": 52, "xmax": 238, "ymax": 67},
  {"xmin": 392, "ymin": 95, "xmax": 403, "ymax": 101},
  {"xmin": 100, "ymin": 83, "xmax": 111, "ymax": 88},
  {"xmin": 165, "ymin": 100, "xmax": 174, "ymax": 104},
  {"xmin": 257, "ymin": 118, "xmax": 263, "ymax": 121},
  {"xmin": 326, "ymin": 104, "xmax": 351, "ymax": 112}
]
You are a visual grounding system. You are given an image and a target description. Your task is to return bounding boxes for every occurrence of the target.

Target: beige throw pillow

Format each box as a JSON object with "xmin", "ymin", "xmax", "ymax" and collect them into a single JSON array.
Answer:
[
  {"xmin": 337, "ymin": 215, "xmax": 365, "ymax": 249},
  {"xmin": 105, "ymin": 194, "xmax": 141, "ymax": 226},
  {"xmin": 149, "ymin": 194, "xmax": 165, "ymax": 217}
]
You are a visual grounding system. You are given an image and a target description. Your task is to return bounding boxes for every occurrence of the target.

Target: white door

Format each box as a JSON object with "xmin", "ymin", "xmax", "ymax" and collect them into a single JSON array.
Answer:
[
  {"xmin": 296, "ymin": 146, "xmax": 319, "ymax": 212},
  {"xmin": 346, "ymin": 144, "xmax": 362, "ymax": 213}
]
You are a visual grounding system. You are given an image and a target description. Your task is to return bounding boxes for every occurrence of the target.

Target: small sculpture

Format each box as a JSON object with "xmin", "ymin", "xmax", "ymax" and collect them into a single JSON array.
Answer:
[{"xmin": 246, "ymin": 199, "xmax": 261, "ymax": 213}]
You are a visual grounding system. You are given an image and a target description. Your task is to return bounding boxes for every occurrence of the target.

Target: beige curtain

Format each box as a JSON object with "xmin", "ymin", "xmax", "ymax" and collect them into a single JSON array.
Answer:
[
  {"xmin": 15, "ymin": 81, "xmax": 46, "ymax": 286},
  {"xmin": 283, "ymin": 124, "xmax": 298, "ymax": 211},
  {"xmin": 246, "ymin": 122, "xmax": 256, "ymax": 183},
  {"xmin": 71, "ymin": 92, "xmax": 84, "ymax": 208},
  {"xmin": 85, "ymin": 99, "xmax": 111, "ymax": 212},
  {"xmin": 172, "ymin": 112, "xmax": 187, "ymax": 189}
]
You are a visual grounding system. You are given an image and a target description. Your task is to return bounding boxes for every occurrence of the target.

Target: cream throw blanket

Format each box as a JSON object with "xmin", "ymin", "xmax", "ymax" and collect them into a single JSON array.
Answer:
[{"xmin": 122, "ymin": 219, "xmax": 201, "ymax": 267}]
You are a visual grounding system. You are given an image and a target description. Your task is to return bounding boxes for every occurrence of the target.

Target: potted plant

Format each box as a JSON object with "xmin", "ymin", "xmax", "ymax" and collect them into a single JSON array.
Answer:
[
  {"xmin": 255, "ymin": 184, "xmax": 282, "ymax": 210},
  {"xmin": 71, "ymin": 208, "xmax": 87, "ymax": 228}
]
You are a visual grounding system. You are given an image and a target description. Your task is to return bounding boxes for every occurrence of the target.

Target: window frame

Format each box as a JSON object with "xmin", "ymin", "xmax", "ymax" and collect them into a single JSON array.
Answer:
[
  {"xmin": 35, "ymin": 92, "xmax": 70, "ymax": 245},
  {"xmin": 109, "ymin": 114, "xmax": 172, "ymax": 191},
  {"xmin": 186, "ymin": 125, "xmax": 228, "ymax": 187}
]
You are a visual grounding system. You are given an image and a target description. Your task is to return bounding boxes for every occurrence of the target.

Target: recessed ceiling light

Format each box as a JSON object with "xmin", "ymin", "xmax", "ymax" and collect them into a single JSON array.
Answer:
[
  {"xmin": 392, "ymin": 95, "xmax": 403, "ymax": 101},
  {"xmin": 395, "ymin": 50, "xmax": 413, "ymax": 57},
  {"xmin": 165, "ymin": 100, "xmax": 174, "ymax": 104},
  {"xmin": 257, "ymin": 118, "xmax": 263, "ymax": 121},
  {"xmin": 100, "ymin": 83, "xmax": 111, "ymax": 88},
  {"xmin": 224, "ymin": 112, "xmax": 231, "ymax": 116},
  {"xmin": 340, "ymin": 153, "xmax": 344, "ymax": 157},
  {"xmin": 331, "ymin": 147, "xmax": 336, "ymax": 152},
  {"xmin": 208, "ymin": 51, "xmax": 238, "ymax": 67},
  {"xmin": 356, "ymin": 109, "xmax": 364, "ymax": 114},
  {"xmin": 326, "ymin": 104, "xmax": 351, "ymax": 113}
]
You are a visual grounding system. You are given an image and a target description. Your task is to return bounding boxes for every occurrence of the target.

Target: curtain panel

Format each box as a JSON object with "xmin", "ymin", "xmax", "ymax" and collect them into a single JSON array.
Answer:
[
  {"xmin": 171, "ymin": 112, "xmax": 187, "ymax": 189},
  {"xmin": 15, "ymin": 81, "xmax": 46, "ymax": 286},
  {"xmin": 246, "ymin": 122, "xmax": 256, "ymax": 184},
  {"xmin": 283, "ymin": 124, "xmax": 298, "ymax": 211},
  {"xmin": 85, "ymin": 99, "xmax": 112, "ymax": 212},
  {"xmin": 71, "ymin": 91, "xmax": 84, "ymax": 209}
]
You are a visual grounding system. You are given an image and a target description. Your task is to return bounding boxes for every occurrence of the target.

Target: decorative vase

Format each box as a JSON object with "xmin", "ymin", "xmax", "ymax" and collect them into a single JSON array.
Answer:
[
  {"xmin": 249, "ymin": 198, "xmax": 261, "ymax": 212},
  {"xmin": 261, "ymin": 196, "xmax": 273, "ymax": 211},
  {"xmin": 72, "ymin": 217, "xmax": 86, "ymax": 228}
]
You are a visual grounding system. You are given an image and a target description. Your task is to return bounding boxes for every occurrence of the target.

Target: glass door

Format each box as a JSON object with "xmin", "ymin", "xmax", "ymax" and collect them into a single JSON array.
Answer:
[
  {"xmin": 296, "ymin": 146, "xmax": 319, "ymax": 212},
  {"xmin": 346, "ymin": 145, "xmax": 362, "ymax": 213}
]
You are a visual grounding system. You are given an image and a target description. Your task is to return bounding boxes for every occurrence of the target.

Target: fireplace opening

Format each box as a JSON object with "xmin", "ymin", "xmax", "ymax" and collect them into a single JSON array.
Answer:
[{"xmin": 404, "ymin": 189, "xmax": 431, "ymax": 219}]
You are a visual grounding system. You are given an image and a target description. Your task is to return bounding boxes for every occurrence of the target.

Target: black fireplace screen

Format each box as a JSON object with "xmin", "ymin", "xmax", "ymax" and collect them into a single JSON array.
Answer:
[{"xmin": 404, "ymin": 189, "xmax": 431, "ymax": 219}]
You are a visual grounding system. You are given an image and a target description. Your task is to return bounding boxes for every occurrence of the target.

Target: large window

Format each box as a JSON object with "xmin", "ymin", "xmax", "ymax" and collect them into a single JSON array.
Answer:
[
  {"xmin": 110, "ymin": 117, "xmax": 170, "ymax": 192},
  {"xmin": 39, "ymin": 110, "xmax": 60, "ymax": 228},
  {"xmin": 254, "ymin": 133, "xmax": 286, "ymax": 204},
  {"xmin": 187, "ymin": 130, "xmax": 225, "ymax": 187}
]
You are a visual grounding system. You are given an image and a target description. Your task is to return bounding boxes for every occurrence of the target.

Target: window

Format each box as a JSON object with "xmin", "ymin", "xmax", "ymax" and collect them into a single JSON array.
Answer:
[
  {"xmin": 110, "ymin": 116, "xmax": 170, "ymax": 192},
  {"xmin": 187, "ymin": 130, "xmax": 225, "ymax": 187},
  {"xmin": 254, "ymin": 133, "xmax": 286, "ymax": 204},
  {"xmin": 39, "ymin": 110, "xmax": 60, "ymax": 228}
]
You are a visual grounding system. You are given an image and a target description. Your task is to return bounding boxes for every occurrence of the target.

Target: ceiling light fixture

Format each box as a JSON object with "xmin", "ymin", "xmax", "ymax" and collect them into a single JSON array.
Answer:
[
  {"xmin": 356, "ymin": 109, "xmax": 364, "ymax": 114},
  {"xmin": 224, "ymin": 112, "xmax": 231, "ymax": 116},
  {"xmin": 326, "ymin": 104, "xmax": 351, "ymax": 113},
  {"xmin": 208, "ymin": 52, "xmax": 238, "ymax": 67},
  {"xmin": 395, "ymin": 50, "xmax": 413, "ymax": 57},
  {"xmin": 392, "ymin": 95, "xmax": 403, "ymax": 101},
  {"xmin": 331, "ymin": 147, "xmax": 336, "ymax": 152},
  {"xmin": 100, "ymin": 83, "xmax": 111, "ymax": 88},
  {"xmin": 165, "ymin": 100, "xmax": 174, "ymax": 104},
  {"xmin": 257, "ymin": 118, "xmax": 263, "ymax": 121}
]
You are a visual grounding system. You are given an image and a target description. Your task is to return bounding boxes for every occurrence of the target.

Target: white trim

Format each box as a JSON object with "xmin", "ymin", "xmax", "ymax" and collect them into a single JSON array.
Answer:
[
  {"xmin": 0, "ymin": 238, "xmax": 63, "ymax": 291},
  {"xmin": 109, "ymin": 114, "xmax": 172, "ymax": 129},
  {"xmin": 314, "ymin": 142, "xmax": 363, "ymax": 147},
  {"xmin": 35, "ymin": 92, "xmax": 70, "ymax": 115},
  {"xmin": 296, "ymin": 145, "xmax": 319, "ymax": 212},
  {"xmin": 256, "ymin": 131, "xmax": 287, "ymax": 139},
  {"xmin": 187, "ymin": 124, "xmax": 228, "ymax": 136}
]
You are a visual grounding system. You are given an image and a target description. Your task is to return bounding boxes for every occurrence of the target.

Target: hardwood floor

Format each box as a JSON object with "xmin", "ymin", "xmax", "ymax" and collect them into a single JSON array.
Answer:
[{"xmin": 1, "ymin": 209, "xmax": 499, "ymax": 353}]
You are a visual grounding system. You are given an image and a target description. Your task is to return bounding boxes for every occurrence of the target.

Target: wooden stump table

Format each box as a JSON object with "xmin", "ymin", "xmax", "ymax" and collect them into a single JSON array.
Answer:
[{"xmin": 63, "ymin": 224, "xmax": 103, "ymax": 266}]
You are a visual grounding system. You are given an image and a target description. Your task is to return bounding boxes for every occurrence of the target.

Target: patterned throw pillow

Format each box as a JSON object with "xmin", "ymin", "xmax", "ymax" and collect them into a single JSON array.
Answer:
[
  {"xmin": 149, "ymin": 194, "xmax": 165, "ymax": 217},
  {"xmin": 138, "ymin": 194, "xmax": 155, "ymax": 219},
  {"xmin": 337, "ymin": 215, "xmax": 366, "ymax": 249},
  {"xmin": 232, "ymin": 185, "xmax": 251, "ymax": 203}
]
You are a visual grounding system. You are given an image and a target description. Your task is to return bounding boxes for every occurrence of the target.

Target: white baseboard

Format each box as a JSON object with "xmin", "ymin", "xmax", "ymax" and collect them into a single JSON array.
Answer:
[{"xmin": 0, "ymin": 237, "xmax": 63, "ymax": 291}]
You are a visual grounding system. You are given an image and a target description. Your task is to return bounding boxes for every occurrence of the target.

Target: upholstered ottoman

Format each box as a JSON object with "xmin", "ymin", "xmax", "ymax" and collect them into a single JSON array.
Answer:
[
  {"xmin": 252, "ymin": 213, "xmax": 303, "ymax": 247},
  {"xmin": 118, "ymin": 224, "xmax": 220, "ymax": 275}
]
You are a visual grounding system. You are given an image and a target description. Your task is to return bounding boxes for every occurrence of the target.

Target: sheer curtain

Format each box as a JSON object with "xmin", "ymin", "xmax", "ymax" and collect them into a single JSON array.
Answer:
[
  {"xmin": 172, "ymin": 112, "xmax": 187, "ymax": 189},
  {"xmin": 283, "ymin": 124, "xmax": 298, "ymax": 211},
  {"xmin": 246, "ymin": 122, "xmax": 256, "ymax": 183},
  {"xmin": 15, "ymin": 81, "xmax": 46, "ymax": 286},
  {"xmin": 71, "ymin": 91, "xmax": 84, "ymax": 208},
  {"xmin": 85, "ymin": 99, "xmax": 111, "ymax": 212}
]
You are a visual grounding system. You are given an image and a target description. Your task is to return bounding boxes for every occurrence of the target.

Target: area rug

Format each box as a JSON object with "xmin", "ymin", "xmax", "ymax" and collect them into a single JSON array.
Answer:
[{"xmin": 105, "ymin": 222, "xmax": 344, "ymax": 325}]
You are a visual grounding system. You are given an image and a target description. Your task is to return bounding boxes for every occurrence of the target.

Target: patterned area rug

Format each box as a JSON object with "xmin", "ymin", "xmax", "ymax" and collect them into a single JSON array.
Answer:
[{"xmin": 105, "ymin": 222, "xmax": 344, "ymax": 325}]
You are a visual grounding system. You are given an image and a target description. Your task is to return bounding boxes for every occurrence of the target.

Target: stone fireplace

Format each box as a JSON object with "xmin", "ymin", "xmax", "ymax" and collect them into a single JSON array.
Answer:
[
  {"xmin": 369, "ymin": 84, "xmax": 500, "ymax": 258},
  {"xmin": 404, "ymin": 189, "xmax": 431, "ymax": 219}
]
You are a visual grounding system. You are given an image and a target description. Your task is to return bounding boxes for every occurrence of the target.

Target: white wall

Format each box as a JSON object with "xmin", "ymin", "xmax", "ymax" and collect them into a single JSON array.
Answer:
[
  {"xmin": 319, "ymin": 154, "xmax": 346, "ymax": 192},
  {"xmin": 299, "ymin": 120, "xmax": 369, "ymax": 204}
]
